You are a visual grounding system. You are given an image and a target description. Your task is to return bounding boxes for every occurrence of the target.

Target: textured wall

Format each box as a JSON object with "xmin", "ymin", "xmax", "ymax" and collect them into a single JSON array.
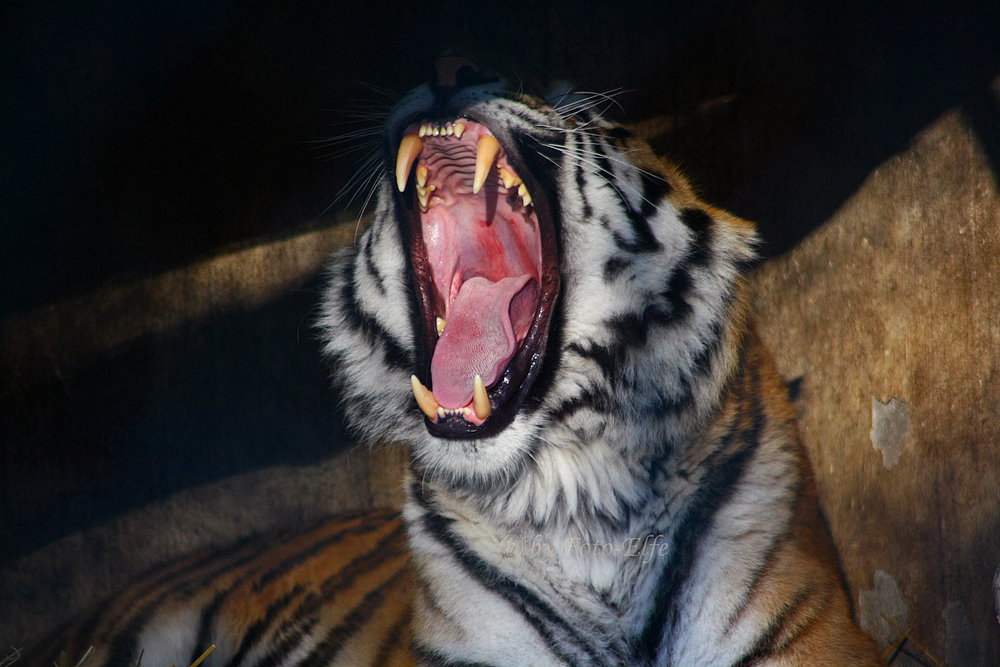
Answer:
[{"xmin": 754, "ymin": 110, "xmax": 1000, "ymax": 665}]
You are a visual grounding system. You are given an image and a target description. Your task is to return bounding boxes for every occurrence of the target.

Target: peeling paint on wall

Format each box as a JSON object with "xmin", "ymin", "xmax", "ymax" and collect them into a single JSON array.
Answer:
[
  {"xmin": 944, "ymin": 601, "xmax": 985, "ymax": 667},
  {"xmin": 995, "ymin": 566, "xmax": 1000, "ymax": 629},
  {"xmin": 859, "ymin": 569, "xmax": 909, "ymax": 649},
  {"xmin": 870, "ymin": 396, "xmax": 909, "ymax": 469}
]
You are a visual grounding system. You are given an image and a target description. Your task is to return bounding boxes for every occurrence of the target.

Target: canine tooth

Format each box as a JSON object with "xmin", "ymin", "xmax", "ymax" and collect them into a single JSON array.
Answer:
[
  {"xmin": 453, "ymin": 122, "xmax": 466, "ymax": 138},
  {"xmin": 416, "ymin": 165, "xmax": 428, "ymax": 187},
  {"xmin": 396, "ymin": 134, "xmax": 423, "ymax": 192},
  {"xmin": 436, "ymin": 317, "xmax": 447, "ymax": 335},
  {"xmin": 473, "ymin": 375, "xmax": 491, "ymax": 420},
  {"xmin": 473, "ymin": 135, "xmax": 501, "ymax": 194},
  {"xmin": 411, "ymin": 375, "xmax": 440, "ymax": 420}
]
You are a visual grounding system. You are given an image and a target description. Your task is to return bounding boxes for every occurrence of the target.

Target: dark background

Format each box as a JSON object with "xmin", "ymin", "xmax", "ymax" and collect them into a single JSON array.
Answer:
[{"xmin": 2, "ymin": 0, "xmax": 999, "ymax": 565}]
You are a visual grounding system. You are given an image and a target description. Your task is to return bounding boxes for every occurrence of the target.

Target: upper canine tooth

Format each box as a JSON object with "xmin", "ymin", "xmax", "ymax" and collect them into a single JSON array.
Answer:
[
  {"xmin": 411, "ymin": 375, "xmax": 440, "ymax": 420},
  {"xmin": 473, "ymin": 135, "xmax": 501, "ymax": 194},
  {"xmin": 453, "ymin": 122, "xmax": 466, "ymax": 138},
  {"xmin": 473, "ymin": 375, "xmax": 491, "ymax": 420},
  {"xmin": 396, "ymin": 134, "xmax": 423, "ymax": 192}
]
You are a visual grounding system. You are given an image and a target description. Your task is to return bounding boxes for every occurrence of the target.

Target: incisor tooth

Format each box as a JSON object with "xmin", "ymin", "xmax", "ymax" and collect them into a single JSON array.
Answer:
[
  {"xmin": 473, "ymin": 376, "xmax": 491, "ymax": 420},
  {"xmin": 396, "ymin": 134, "xmax": 423, "ymax": 192},
  {"xmin": 436, "ymin": 317, "xmax": 447, "ymax": 335},
  {"xmin": 473, "ymin": 135, "xmax": 501, "ymax": 194},
  {"xmin": 454, "ymin": 122, "xmax": 466, "ymax": 138},
  {"xmin": 411, "ymin": 375, "xmax": 439, "ymax": 420}
]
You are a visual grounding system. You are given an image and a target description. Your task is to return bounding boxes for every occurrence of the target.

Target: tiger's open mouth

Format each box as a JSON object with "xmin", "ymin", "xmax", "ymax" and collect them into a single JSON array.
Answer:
[{"xmin": 395, "ymin": 118, "xmax": 559, "ymax": 438}]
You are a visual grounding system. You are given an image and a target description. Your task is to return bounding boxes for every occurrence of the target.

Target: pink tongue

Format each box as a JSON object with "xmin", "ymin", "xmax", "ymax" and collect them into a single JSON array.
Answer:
[{"xmin": 431, "ymin": 275, "xmax": 537, "ymax": 408}]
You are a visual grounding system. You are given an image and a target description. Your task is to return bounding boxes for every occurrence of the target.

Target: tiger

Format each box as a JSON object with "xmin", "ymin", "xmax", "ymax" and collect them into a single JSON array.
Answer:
[{"xmin": 28, "ymin": 55, "xmax": 880, "ymax": 666}]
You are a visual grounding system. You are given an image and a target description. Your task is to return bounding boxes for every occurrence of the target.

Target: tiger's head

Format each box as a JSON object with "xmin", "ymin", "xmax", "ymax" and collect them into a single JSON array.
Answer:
[{"xmin": 320, "ymin": 56, "xmax": 756, "ymax": 492}]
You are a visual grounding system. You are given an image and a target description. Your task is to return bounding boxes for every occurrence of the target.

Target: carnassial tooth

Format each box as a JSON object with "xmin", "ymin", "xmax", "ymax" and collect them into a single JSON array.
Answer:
[
  {"xmin": 436, "ymin": 317, "xmax": 447, "ymax": 335},
  {"xmin": 396, "ymin": 134, "xmax": 423, "ymax": 192},
  {"xmin": 473, "ymin": 135, "xmax": 501, "ymax": 194},
  {"xmin": 411, "ymin": 375, "xmax": 440, "ymax": 420},
  {"xmin": 416, "ymin": 165, "xmax": 428, "ymax": 187},
  {"xmin": 453, "ymin": 122, "xmax": 466, "ymax": 138},
  {"xmin": 473, "ymin": 375, "xmax": 491, "ymax": 420}
]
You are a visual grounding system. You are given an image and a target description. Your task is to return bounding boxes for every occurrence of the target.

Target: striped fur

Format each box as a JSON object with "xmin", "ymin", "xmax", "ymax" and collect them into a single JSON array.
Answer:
[{"xmin": 32, "ymin": 72, "xmax": 880, "ymax": 666}]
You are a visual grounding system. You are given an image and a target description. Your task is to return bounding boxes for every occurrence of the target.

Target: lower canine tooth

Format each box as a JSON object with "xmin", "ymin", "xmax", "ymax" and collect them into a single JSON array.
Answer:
[
  {"xmin": 473, "ymin": 375, "xmax": 491, "ymax": 420},
  {"xmin": 473, "ymin": 135, "xmax": 501, "ymax": 194},
  {"xmin": 396, "ymin": 134, "xmax": 423, "ymax": 192},
  {"xmin": 411, "ymin": 375, "xmax": 440, "ymax": 420}
]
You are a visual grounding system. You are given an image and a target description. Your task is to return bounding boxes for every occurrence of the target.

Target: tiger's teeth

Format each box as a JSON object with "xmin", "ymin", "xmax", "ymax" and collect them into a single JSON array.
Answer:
[
  {"xmin": 453, "ymin": 122, "xmax": 466, "ymax": 138},
  {"xmin": 499, "ymin": 167, "xmax": 515, "ymax": 189},
  {"xmin": 417, "ymin": 183, "xmax": 434, "ymax": 211},
  {"xmin": 416, "ymin": 165, "xmax": 428, "ymax": 187},
  {"xmin": 518, "ymin": 182, "xmax": 532, "ymax": 207},
  {"xmin": 396, "ymin": 134, "xmax": 423, "ymax": 192},
  {"xmin": 436, "ymin": 317, "xmax": 447, "ymax": 335},
  {"xmin": 473, "ymin": 135, "xmax": 501, "ymax": 194},
  {"xmin": 411, "ymin": 375, "xmax": 440, "ymax": 420},
  {"xmin": 446, "ymin": 124, "xmax": 454, "ymax": 136},
  {"xmin": 473, "ymin": 375, "xmax": 491, "ymax": 420}
]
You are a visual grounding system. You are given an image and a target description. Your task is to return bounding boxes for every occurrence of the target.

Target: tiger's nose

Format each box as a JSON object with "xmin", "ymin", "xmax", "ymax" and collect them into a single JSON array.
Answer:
[{"xmin": 433, "ymin": 52, "xmax": 485, "ymax": 90}]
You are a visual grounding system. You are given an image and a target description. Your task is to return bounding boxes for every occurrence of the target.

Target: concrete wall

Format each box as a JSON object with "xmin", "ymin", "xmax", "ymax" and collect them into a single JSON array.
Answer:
[{"xmin": 754, "ymin": 110, "xmax": 1000, "ymax": 665}]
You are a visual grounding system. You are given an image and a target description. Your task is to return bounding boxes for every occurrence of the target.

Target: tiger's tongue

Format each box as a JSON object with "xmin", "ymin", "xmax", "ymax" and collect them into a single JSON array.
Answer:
[{"xmin": 431, "ymin": 274, "xmax": 536, "ymax": 408}]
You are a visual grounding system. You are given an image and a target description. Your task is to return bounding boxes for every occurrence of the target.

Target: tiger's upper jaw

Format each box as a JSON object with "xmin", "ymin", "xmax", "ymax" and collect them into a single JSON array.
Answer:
[{"xmin": 391, "ymin": 97, "xmax": 562, "ymax": 440}]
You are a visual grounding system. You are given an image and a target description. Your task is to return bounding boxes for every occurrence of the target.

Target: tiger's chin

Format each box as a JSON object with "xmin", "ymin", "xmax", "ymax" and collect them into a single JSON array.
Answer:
[{"xmin": 394, "ymin": 117, "xmax": 560, "ymax": 442}]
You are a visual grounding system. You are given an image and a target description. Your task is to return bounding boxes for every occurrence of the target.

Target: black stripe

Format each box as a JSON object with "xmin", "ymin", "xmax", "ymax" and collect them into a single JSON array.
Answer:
[
  {"xmin": 639, "ymin": 170, "xmax": 672, "ymax": 217},
  {"xmin": 254, "ymin": 512, "xmax": 397, "ymax": 591},
  {"xmin": 731, "ymin": 586, "xmax": 813, "ymax": 667},
  {"xmin": 543, "ymin": 388, "xmax": 615, "ymax": 422},
  {"xmin": 298, "ymin": 566, "xmax": 409, "ymax": 667},
  {"xmin": 590, "ymin": 139, "xmax": 660, "ymax": 253},
  {"xmin": 337, "ymin": 252, "xmax": 412, "ymax": 369},
  {"xmin": 637, "ymin": 370, "xmax": 766, "ymax": 662},
  {"xmin": 372, "ymin": 606, "xmax": 412, "ymax": 666},
  {"xmin": 603, "ymin": 256, "xmax": 633, "ymax": 281},
  {"xmin": 103, "ymin": 533, "xmax": 289, "ymax": 667},
  {"xmin": 413, "ymin": 644, "xmax": 497, "ymax": 667},
  {"xmin": 679, "ymin": 208, "xmax": 714, "ymax": 267},
  {"xmin": 219, "ymin": 585, "xmax": 305, "ymax": 667},
  {"xmin": 566, "ymin": 341, "xmax": 622, "ymax": 385},
  {"xmin": 362, "ymin": 232, "xmax": 386, "ymax": 297},
  {"xmin": 254, "ymin": 522, "xmax": 406, "ymax": 666},
  {"xmin": 411, "ymin": 481, "xmax": 605, "ymax": 665}
]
